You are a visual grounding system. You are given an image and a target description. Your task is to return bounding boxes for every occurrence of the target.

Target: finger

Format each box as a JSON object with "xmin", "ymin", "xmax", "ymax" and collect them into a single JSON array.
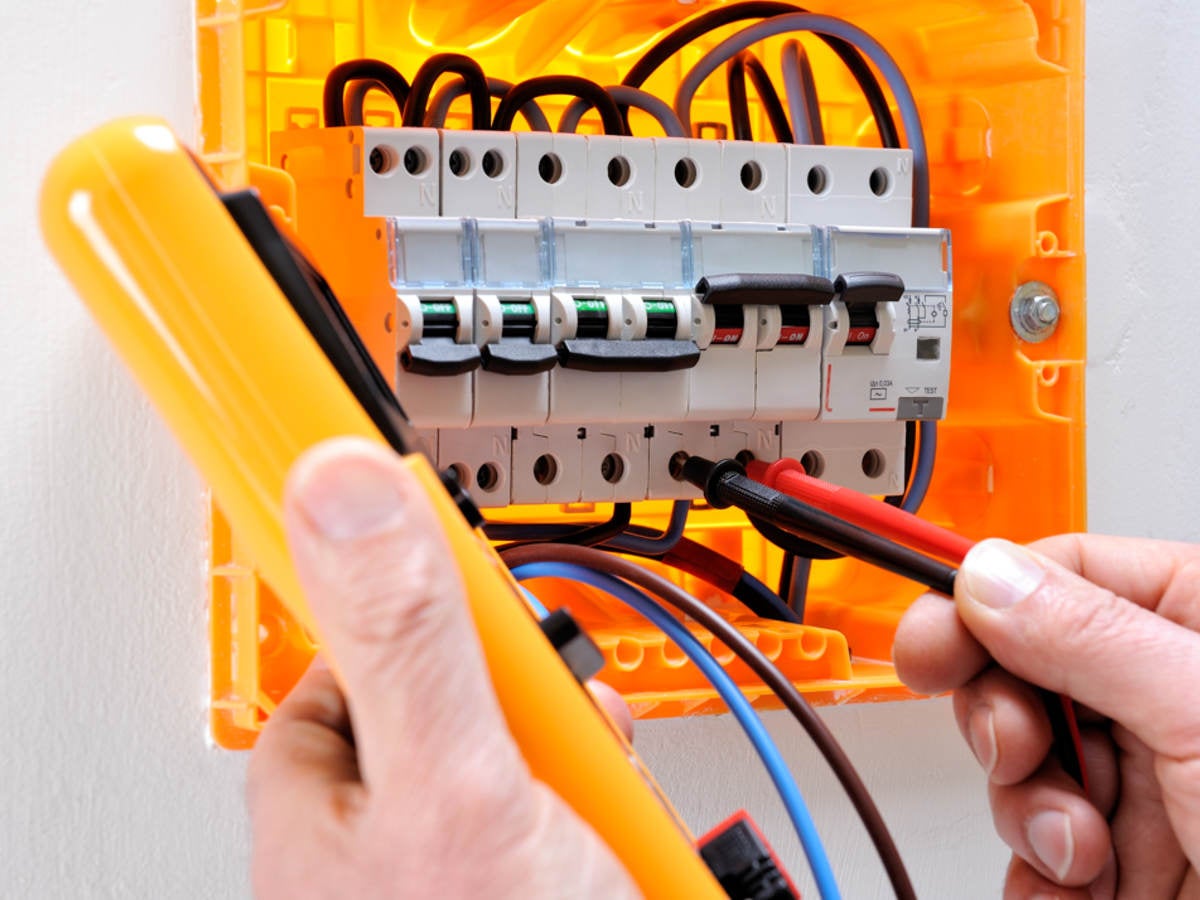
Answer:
[
  {"xmin": 1107, "ymin": 723, "xmax": 1191, "ymax": 899},
  {"xmin": 953, "ymin": 668, "xmax": 1052, "ymax": 786},
  {"xmin": 1031, "ymin": 533, "xmax": 1200, "ymax": 629},
  {"xmin": 283, "ymin": 438, "xmax": 528, "ymax": 795},
  {"xmin": 988, "ymin": 760, "xmax": 1111, "ymax": 886},
  {"xmin": 1002, "ymin": 855, "xmax": 1095, "ymax": 900},
  {"xmin": 589, "ymin": 680, "xmax": 633, "ymax": 743},
  {"xmin": 1077, "ymin": 727, "xmax": 1119, "ymax": 817},
  {"xmin": 893, "ymin": 591, "xmax": 989, "ymax": 694},
  {"xmin": 247, "ymin": 659, "xmax": 363, "ymax": 828},
  {"xmin": 953, "ymin": 539, "xmax": 1200, "ymax": 762}
]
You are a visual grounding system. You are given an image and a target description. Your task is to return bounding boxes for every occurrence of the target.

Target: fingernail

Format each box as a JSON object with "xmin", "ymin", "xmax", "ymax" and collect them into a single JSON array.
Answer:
[
  {"xmin": 309, "ymin": 654, "xmax": 330, "ymax": 671},
  {"xmin": 293, "ymin": 451, "xmax": 406, "ymax": 541},
  {"xmin": 961, "ymin": 539, "xmax": 1045, "ymax": 609},
  {"xmin": 1027, "ymin": 810, "xmax": 1074, "ymax": 882},
  {"xmin": 966, "ymin": 706, "xmax": 997, "ymax": 776}
]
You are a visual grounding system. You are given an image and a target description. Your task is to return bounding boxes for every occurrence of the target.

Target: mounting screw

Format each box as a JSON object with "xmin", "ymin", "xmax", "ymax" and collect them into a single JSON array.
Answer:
[{"xmin": 1010, "ymin": 281, "xmax": 1061, "ymax": 343}]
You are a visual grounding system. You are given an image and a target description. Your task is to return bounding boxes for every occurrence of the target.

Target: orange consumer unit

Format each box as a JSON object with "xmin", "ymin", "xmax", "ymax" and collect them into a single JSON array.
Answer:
[{"xmin": 194, "ymin": 0, "xmax": 1084, "ymax": 749}]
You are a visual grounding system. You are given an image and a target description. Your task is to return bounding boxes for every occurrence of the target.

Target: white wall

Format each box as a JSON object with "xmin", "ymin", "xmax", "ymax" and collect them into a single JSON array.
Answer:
[{"xmin": 1, "ymin": 2, "xmax": 1191, "ymax": 897}]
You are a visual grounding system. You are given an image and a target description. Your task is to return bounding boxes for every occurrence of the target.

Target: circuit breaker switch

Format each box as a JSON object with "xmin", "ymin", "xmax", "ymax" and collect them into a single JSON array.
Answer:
[
  {"xmin": 834, "ymin": 271, "xmax": 904, "ymax": 347},
  {"xmin": 696, "ymin": 272, "xmax": 835, "ymax": 307},
  {"xmin": 479, "ymin": 298, "xmax": 556, "ymax": 375},
  {"xmin": 777, "ymin": 305, "xmax": 812, "ymax": 345},
  {"xmin": 643, "ymin": 299, "xmax": 679, "ymax": 340},
  {"xmin": 573, "ymin": 298, "xmax": 610, "ymax": 338},
  {"xmin": 712, "ymin": 305, "xmax": 745, "ymax": 345},
  {"xmin": 399, "ymin": 296, "xmax": 483, "ymax": 376}
]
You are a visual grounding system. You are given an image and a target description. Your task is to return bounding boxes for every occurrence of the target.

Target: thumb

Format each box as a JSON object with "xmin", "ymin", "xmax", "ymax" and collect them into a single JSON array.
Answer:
[
  {"xmin": 954, "ymin": 539, "xmax": 1200, "ymax": 761},
  {"xmin": 282, "ymin": 437, "xmax": 527, "ymax": 796}
]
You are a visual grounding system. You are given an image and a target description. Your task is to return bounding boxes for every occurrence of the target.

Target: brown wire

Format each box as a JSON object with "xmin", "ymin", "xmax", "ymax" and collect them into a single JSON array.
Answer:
[{"xmin": 500, "ymin": 542, "xmax": 916, "ymax": 900}]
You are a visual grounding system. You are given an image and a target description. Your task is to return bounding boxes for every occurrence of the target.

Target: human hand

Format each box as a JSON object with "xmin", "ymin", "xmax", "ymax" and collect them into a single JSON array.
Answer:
[
  {"xmin": 894, "ymin": 535, "xmax": 1200, "ymax": 898},
  {"xmin": 245, "ymin": 438, "xmax": 638, "ymax": 899}
]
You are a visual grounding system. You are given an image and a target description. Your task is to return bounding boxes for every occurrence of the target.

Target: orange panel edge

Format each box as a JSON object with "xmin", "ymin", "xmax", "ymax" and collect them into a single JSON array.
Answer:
[{"xmin": 200, "ymin": 0, "xmax": 1085, "ymax": 749}]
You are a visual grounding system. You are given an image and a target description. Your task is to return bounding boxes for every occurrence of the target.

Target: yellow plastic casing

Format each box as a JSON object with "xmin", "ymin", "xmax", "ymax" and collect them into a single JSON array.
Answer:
[
  {"xmin": 199, "ymin": 0, "xmax": 1086, "ymax": 742},
  {"xmin": 39, "ymin": 118, "xmax": 723, "ymax": 900}
]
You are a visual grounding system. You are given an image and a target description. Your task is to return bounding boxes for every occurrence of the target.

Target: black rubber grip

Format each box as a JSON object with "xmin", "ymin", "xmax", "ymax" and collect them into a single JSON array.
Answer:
[
  {"xmin": 480, "ymin": 341, "xmax": 559, "ymax": 375},
  {"xmin": 696, "ymin": 272, "xmax": 836, "ymax": 306},
  {"xmin": 401, "ymin": 341, "xmax": 482, "ymax": 376},
  {"xmin": 557, "ymin": 339, "xmax": 701, "ymax": 372},
  {"xmin": 834, "ymin": 271, "xmax": 905, "ymax": 306}
]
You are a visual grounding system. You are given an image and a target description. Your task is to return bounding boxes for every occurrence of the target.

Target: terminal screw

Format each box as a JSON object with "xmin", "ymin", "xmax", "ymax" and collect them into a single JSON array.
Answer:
[{"xmin": 1010, "ymin": 281, "xmax": 1061, "ymax": 343}]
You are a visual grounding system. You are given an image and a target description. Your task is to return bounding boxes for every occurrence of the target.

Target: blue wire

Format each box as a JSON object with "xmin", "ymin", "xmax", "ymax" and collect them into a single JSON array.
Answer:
[
  {"xmin": 902, "ymin": 420, "xmax": 937, "ymax": 513},
  {"xmin": 519, "ymin": 585, "xmax": 550, "ymax": 620},
  {"xmin": 511, "ymin": 561, "xmax": 842, "ymax": 900}
]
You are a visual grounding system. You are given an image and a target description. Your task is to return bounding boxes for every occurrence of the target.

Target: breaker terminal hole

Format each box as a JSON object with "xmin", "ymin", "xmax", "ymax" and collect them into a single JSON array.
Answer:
[
  {"xmin": 740, "ymin": 160, "xmax": 764, "ymax": 190},
  {"xmin": 447, "ymin": 463, "xmax": 470, "ymax": 488},
  {"xmin": 448, "ymin": 148, "xmax": 471, "ymax": 177},
  {"xmin": 861, "ymin": 449, "xmax": 886, "ymax": 479},
  {"xmin": 674, "ymin": 157, "xmax": 698, "ymax": 188},
  {"xmin": 600, "ymin": 453, "xmax": 626, "ymax": 485},
  {"xmin": 668, "ymin": 451, "xmax": 689, "ymax": 481},
  {"xmin": 806, "ymin": 165, "xmax": 830, "ymax": 195},
  {"xmin": 735, "ymin": 450, "xmax": 755, "ymax": 467},
  {"xmin": 402, "ymin": 146, "xmax": 428, "ymax": 175},
  {"xmin": 476, "ymin": 463, "xmax": 501, "ymax": 493},
  {"xmin": 533, "ymin": 454, "xmax": 559, "ymax": 486},
  {"xmin": 799, "ymin": 450, "xmax": 825, "ymax": 477},
  {"xmin": 869, "ymin": 166, "xmax": 891, "ymax": 197},
  {"xmin": 368, "ymin": 144, "xmax": 398, "ymax": 175},
  {"xmin": 607, "ymin": 155, "xmax": 632, "ymax": 187},
  {"xmin": 538, "ymin": 152, "xmax": 564, "ymax": 184},
  {"xmin": 482, "ymin": 149, "xmax": 504, "ymax": 179}
]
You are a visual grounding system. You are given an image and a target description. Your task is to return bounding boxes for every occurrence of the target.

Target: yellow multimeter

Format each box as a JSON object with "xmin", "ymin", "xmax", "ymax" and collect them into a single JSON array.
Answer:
[{"xmin": 40, "ymin": 117, "xmax": 724, "ymax": 899}]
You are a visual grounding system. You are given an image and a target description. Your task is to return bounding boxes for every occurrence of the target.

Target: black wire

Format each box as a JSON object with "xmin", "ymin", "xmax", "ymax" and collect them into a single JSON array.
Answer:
[
  {"xmin": 726, "ymin": 54, "xmax": 754, "ymax": 140},
  {"xmin": 750, "ymin": 513, "xmax": 842, "ymax": 560},
  {"xmin": 425, "ymin": 76, "xmax": 552, "ymax": 131},
  {"xmin": 493, "ymin": 75, "xmax": 627, "ymax": 135},
  {"xmin": 726, "ymin": 51, "xmax": 794, "ymax": 142},
  {"xmin": 619, "ymin": 1, "xmax": 899, "ymax": 148},
  {"xmin": 731, "ymin": 573, "xmax": 801, "ymax": 622},
  {"xmin": 323, "ymin": 59, "xmax": 410, "ymax": 128},
  {"xmin": 494, "ymin": 503, "xmax": 632, "ymax": 552},
  {"xmin": 343, "ymin": 79, "xmax": 387, "ymax": 126},
  {"xmin": 403, "ymin": 53, "xmax": 491, "ymax": 131},
  {"xmin": 778, "ymin": 551, "xmax": 796, "ymax": 599},
  {"xmin": 568, "ymin": 502, "xmax": 632, "ymax": 546}
]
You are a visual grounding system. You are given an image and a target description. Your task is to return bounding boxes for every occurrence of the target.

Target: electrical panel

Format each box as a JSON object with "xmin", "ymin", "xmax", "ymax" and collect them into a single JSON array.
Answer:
[{"xmin": 199, "ymin": 0, "xmax": 1085, "ymax": 749}]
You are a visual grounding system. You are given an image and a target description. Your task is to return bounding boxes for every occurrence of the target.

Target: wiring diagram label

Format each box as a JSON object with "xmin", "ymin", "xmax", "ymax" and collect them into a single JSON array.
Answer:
[{"xmin": 904, "ymin": 294, "xmax": 949, "ymax": 330}]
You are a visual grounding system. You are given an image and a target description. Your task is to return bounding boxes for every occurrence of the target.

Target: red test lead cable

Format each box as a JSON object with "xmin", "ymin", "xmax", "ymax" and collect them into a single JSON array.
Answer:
[
  {"xmin": 746, "ymin": 455, "xmax": 1090, "ymax": 794},
  {"xmin": 747, "ymin": 456, "xmax": 974, "ymax": 562}
]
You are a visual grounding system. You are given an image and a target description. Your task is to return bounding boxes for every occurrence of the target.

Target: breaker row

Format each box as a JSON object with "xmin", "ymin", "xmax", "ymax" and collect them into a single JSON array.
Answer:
[
  {"xmin": 391, "ymin": 217, "xmax": 951, "ymax": 431},
  {"xmin": 274, "ymin": 126, "xmax": 915, "ymax": 227}
]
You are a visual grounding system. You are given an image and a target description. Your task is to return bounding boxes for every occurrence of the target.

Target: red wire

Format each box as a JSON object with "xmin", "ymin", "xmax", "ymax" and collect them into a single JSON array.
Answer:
[{"xmin": 747, "ymin": 455, "xmax": 1090, "ymax": 794}]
